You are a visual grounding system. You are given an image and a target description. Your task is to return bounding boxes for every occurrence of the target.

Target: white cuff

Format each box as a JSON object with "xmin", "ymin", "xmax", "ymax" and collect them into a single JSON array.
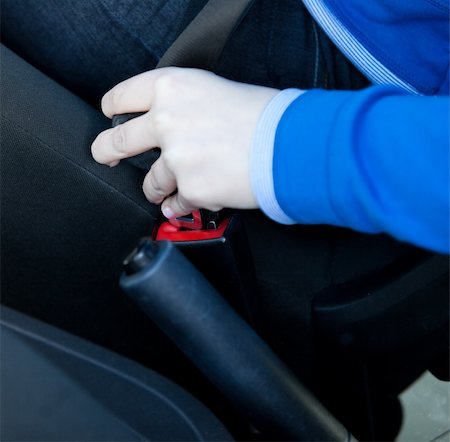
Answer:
[{"xmin": 250, "ymin": 88, "xmax": 304, "ymax": 225}]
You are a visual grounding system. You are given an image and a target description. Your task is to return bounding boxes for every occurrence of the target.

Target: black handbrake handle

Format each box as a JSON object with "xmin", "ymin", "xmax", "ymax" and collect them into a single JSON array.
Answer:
[{"xmin": 120, "ymin": 239, "xmax": 354, "ymax": 442}]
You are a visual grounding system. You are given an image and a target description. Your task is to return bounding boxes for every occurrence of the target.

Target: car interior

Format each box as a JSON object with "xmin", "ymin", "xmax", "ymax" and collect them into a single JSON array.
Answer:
[{"xmin": 1, "ymin": 1, "xmax": 449, "ymax": 441}]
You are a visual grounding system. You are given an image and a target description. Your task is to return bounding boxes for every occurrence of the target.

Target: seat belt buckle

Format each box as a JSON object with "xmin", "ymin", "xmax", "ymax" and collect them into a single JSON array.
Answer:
[{"xmin": 155, "ymin": 209, "xmax": 231, "ymax": 241}]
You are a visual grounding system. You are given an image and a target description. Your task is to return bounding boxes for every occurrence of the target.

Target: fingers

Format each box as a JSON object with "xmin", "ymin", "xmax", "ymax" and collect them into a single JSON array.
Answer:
[
  {"xmin": 101, "ymin": 68, "xmax": 168, "ymax": 118},
  {"xmin": 91, "ymin": 112, "xmax": 158, "ymax": 165},
  {"xmin": 144, "ymin": 160, "xmax": 199, "ymax": 219},
  {"xmin": 143, "ymin": 159, "xmax": 177, "ymax": 205},
  {"xmin": 161, "ymin": 192, "xmax": 197, "ymax": 220}
]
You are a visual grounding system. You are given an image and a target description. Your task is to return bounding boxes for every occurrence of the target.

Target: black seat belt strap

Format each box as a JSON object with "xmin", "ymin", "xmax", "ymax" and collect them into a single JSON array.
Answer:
[{"xmin": 157, "ymin": 0, "xmax": 256, "ymax": 70}]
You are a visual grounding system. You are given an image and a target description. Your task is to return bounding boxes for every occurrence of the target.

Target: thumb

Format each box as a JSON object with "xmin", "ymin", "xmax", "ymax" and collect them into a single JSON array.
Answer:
[{"xmin": 161, "ymin": 192, "xmax": 197, "ymax": 220}]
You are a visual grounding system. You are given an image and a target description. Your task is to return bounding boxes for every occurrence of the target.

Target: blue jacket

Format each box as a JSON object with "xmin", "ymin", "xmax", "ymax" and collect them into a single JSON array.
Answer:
[{"xmin": 251, "ymin": 0, "xmax": 449, "ymax": 253}]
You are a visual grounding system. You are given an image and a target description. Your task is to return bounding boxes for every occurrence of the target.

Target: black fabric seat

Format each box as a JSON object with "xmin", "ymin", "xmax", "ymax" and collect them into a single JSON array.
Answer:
[
  {"xmin": 0, "ymin": 44, "xmax": 246, "ymax": 435},
  {"xmin": 1, "ymin": 43, "xmax": 167, "ymax": 371},
  {"xmin": 0, "ymin": 306, "xmax": 232, "ymax": 441}
]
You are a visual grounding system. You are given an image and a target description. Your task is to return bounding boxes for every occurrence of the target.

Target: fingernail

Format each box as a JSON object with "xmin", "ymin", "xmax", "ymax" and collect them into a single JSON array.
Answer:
[
  {"xmin": 162, "ymin": 206, "xmax": 174, "ymax": 219},
  {"xmin": 109, "ymin": 160, "xmax": 120, "ymax": 167}
]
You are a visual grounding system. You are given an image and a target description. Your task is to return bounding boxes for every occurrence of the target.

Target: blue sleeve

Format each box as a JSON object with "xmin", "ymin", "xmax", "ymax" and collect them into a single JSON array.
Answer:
[
  {"xmin": 303, "ymin": 0, "xmax": 449, "ymax": 95},
  {"xmin": 272, "ymin": 86, "xmax": 449, "ymax": 253}
]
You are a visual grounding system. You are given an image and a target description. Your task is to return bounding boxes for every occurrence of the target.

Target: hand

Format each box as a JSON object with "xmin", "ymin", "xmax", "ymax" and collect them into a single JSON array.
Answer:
[{"xmin": 91, "ymin": 67, "xmax": 278, "ymax": 219}]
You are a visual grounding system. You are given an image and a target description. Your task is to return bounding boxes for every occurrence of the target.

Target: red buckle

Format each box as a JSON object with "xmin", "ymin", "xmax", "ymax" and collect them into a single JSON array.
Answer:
[
  {"xmin": 155, "ymin": 218, "xmax": 230, "ymax": 242},
  {"xmin": 156, "ymin": 209, "xmax": 230, "ymax": 242}
]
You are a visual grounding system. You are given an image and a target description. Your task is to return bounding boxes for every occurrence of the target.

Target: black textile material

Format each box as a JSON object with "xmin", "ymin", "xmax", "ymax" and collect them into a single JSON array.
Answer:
[
  {"xmin": 1, "ymin": 43, "xmax": 158, "ymax": 347},
  {"xmin": 0, "ymin": 0, "xmax": 197, "ymax": 106},
  {"xmin": 0, "ymin": 44, "xmax": 248, "ymax": 438}
]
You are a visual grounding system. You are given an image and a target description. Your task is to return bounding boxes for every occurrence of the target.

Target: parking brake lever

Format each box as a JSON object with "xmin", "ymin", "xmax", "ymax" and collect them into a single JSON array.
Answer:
[{"xmin": 120, "ymin": 239, "xmax": 354, "ymax": 442}]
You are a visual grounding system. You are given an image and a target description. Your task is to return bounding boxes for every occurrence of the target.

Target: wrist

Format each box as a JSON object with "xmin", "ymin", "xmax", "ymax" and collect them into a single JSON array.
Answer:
[{"xmin": 249, "ymin": 88, "xmax": 304, "ymax": 224}]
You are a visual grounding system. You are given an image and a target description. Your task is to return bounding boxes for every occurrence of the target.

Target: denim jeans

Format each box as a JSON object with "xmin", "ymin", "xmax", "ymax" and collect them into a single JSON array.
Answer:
[{"xmin": 1, "ymin": 0, "xmax": 369, "ymax": 107}]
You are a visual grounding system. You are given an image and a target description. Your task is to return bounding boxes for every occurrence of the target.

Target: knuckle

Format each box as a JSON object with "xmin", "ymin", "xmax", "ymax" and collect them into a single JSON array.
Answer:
[
  {"xmin": 143, "ymin": 184, "xmax": 157, "ymax": 203},
  {"xmin": 154, "ymin": 68, "xmax": 185, "ymax": 97},
  {"xmin": 143, "ymin": 167, "xmax": 167, "ymax": 203},
  {"xmin": 154, "ymin": 73, "xmax": 174, "ymax": 96}
]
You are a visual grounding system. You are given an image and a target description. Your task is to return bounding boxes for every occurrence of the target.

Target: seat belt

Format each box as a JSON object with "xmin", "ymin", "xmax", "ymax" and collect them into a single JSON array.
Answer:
[{"xmin": 157, "ymin": 0, "xmax": 256, "ymax": 70}]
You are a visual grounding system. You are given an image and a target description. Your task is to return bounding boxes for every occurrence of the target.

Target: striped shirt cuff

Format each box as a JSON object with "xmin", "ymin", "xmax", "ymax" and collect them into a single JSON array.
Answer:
[
  {"xmin": 303, "ymin": 0, "xmax": 420, "ymax": 94},
  {"xmin": 250, "ymin": 88, "xmax": 304, "ymax": 225}
]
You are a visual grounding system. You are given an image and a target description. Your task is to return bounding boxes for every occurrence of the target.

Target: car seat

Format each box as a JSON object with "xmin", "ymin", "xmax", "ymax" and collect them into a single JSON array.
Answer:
[{"xmin": 0, "ymin": 305, "xmax": 232, "ymax": 441}]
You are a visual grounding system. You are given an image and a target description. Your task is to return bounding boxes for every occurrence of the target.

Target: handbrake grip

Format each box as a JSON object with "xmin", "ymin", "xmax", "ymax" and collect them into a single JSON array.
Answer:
[{"xmin": 120, "ymin": 239, "xmax": 353, "ymax": 442}]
